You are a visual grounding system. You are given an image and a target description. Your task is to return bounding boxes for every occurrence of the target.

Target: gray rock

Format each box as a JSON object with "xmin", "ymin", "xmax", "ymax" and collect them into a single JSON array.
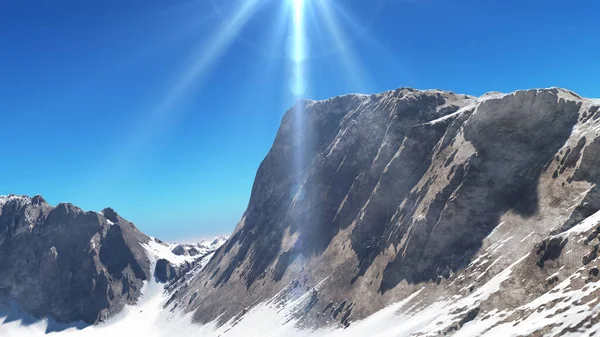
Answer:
[
  {"xmin": 172, "ymin": 245, "xmax": 188, "ymax": 256},
  {"xmin": 170, "ymin": 88, "xmax": 600, "ymax": 330},
  {"xmin": 155, "ymin": 259, "xmax": 178, "ymax": 283},
  {"xmin": 0, "ymin": 195, "xmax": 151, "ymax": 324}
]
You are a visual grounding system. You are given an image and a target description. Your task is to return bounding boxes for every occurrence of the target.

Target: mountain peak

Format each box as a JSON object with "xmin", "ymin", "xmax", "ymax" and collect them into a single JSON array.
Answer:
[
  {"xmin": 30, "ymin": 194, "xmax": 46, "ymax": 204},
  {"xmin": 0, "ymin": 197, "xmax": 151, "ymax": 324},
  {"xmin": 169, "ymin": 86, "xmax": 600, "ymax": 333},
  {"xmin": 101, "ymin": 207, "xmax": 119, "ymax": 223}
]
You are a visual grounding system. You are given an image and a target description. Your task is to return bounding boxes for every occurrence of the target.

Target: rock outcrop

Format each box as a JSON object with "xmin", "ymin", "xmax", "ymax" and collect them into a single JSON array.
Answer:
[
  {"xmin": 0, "ymin": 195, "xmax": 151, "ymax": 324},
  {"xmin": 168, "ymin": 88, "xmax": 600, "ymax": 335}
]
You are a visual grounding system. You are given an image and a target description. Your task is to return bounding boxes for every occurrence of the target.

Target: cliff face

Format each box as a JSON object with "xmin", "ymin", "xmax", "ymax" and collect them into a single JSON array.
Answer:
[
  {"xmin": 173, "ymin": 88, "xmax": 600, "ymax": 332},
  {"xmin": 0, "ymin": 195, "xmax": 151, "ymax": 324}
]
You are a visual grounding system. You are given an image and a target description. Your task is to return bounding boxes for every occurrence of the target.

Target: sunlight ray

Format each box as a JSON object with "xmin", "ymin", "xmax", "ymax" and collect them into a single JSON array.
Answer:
[
  {"xmin": 241, "ymin": 1, "xmax": 291, "ymax": 104},
  {"xmin": 91, "ymin": 0, "xmax": 264, "ymax": 194},
  {"xmin": 134, "ymin": 0, "xmax": 264, "ymax": 146},
  {"xmin": 161, "ymin": 0, "xmax": 263, "ymax": 107},
  {"xmin": 291, "ymin": 1, "xmax": 307, "ymax": 131},
  {"xmin": 254, "ymin": 2, "xmax": 291, "ymax": 59},
  {"xmin": 314, "ymin": 0, "xmax": 374, "ymax": 93},
  {"xmin": 305, "ymin": 1, "xmax": 328, "ymax": 52},
  {"xmin": 330, "ymin": 1, "xmax": 416, "ymax": 85},
  {"xmin": 289, "ymin": 0, "xmax": 311, "ymax": 203},
  {"xmin": 290, "ymin": 0, "xmax": 308, "ymax": 97}
]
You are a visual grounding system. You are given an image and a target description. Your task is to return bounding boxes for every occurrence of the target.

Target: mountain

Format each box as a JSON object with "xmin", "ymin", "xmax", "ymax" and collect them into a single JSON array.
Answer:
[
  {"xmin": 3, "ymin": 87, "xmax": 600, "ymax": 337},
  {"xmin": 167, "ymin": 87, "xmax": 600, "ymax": 336},
  {"xmin": 0, "ymin": 195, "xmax": 153, "ymax": 324},
  {"xmin": 0, "ymin": 194, "xmax": 223, "ymax": 328}
]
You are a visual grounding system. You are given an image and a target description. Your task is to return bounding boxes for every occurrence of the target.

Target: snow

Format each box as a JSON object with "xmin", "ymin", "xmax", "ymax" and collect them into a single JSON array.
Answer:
[
  {"xmin": 564, "ymin": 209, "xmax": 600, "ymax": 235},
  {"xmin": 545, "ymin": 272, "xmax": 560, "ymax": 281},
  {"xmin": 0, "ymin": 237, "xmax": 224, "ymax": 337},
  {"xmin": 490, "ymin": 243, "xmax": 504, "ymax": 254},
  {"xmin": 3, "ymin": 201, "xmax": 600, "ymax": 337},
  {"xmin": 142, "ymin": 238, "xmax": 219, "ymax": 267},
  {"xmin": 0, "ymin": 195, "xmax": 30, "ymax": 208},
  {"xmin": 198, "ymin": 236, "xmax": 228, "ymax": 251},
  {"xmin": 468, "ymin": 252, "xmax": 490, "ymax": 268},
  {"xmin": 0, "ymin": 276, "xmax": 197, "ymax": 337},
  {"xmin": 476, "ymin": 256, "xmax": 503, "ymax": 280},
  {"xmin": 520, "ymin": 231, "xmax": 536, "ymax": 242},
  {"xmin": 182, "ymin": 254, "xmax": 528, "ymax": 337},
  {"xmin": 468, "ymin": 272, "xmax": 600, "ymax": 337},
  {"xmin": 426, "ymin": 102, "xmax": 474, "ymax": 125},
  {"xmin": 0, "ymin": 244, "xmax": 597, "ymax": 337},
  {"xmin": 3, "ymin": 206, "xmax": 600, "ymax": 337},
  {"xmin": 487, "ymin": 221, "xmax": 505, "ymax": 237},
  {"xmin": 7, "ymin": 237, "xmax": 528, "ymax": 337},
  {"xmin": 326, "ymin": 127, "xmax": 349, "ymax": 157}
]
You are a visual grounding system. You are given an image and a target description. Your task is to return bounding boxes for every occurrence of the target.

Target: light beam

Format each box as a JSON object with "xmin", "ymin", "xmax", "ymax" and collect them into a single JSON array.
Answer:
[
  {"xmin": 288, "ymin": 0, "xmax": 310, "ymax": 209},
  {"xmin": 289, "ymin": 0, "xmax": 308, "ymax": 96},
  {"xmin": 92, "ymin": 0, "xmax": 263, "ymax": 195},
  {"xmin": 315, "ymin": 0, "xmax": 373, "ymax": 93}
]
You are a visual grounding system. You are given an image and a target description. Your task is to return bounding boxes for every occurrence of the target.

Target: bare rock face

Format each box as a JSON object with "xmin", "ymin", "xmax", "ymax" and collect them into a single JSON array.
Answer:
[
  {"xmin": 155, "ymin": 258, "xmax": 183, "ymax": 283},
  {"xmin": 0, "ymin": 195, "xmax": 151, "ymax": 324},
  {"xmin": 170, "ymin": 88, "xmax": 600, "ymax": 333}
]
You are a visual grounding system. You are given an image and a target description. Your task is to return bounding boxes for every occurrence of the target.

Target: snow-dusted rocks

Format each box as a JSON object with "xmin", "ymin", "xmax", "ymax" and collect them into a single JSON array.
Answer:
[
  {"xmin": 0, "ymin": 195, "xmax": 225, "ymax": 327},
  {"xmin": 0, "ymin": 196, "xmax": 151, "ymax": 324},
  {"xmin": 167, "ymin": 87, "xmax": 600, "ymax": 336},
  {"xmin": 146, "ymin": 239, "xmax": 225, "ymax": 284}
]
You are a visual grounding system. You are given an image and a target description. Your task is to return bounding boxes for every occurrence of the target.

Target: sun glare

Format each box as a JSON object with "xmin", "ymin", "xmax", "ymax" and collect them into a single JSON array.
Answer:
[
  {"xmin": 109, "ymin": 0, "xmax": 388, "ymax": 185},
  {"xmin": 292, "ymin": 0, "xmax": 305, "ymax": 23},
  {"xmin": 289, "ymin": 0, "xmax": 307, "ymax": 96}
]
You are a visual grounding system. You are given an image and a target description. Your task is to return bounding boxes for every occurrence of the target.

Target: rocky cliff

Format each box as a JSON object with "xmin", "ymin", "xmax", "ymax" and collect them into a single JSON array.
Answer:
[
  {"xmin": 169, "ymin": 87, "xmax": 600, "ymax": 335},
  {"xmin": 0, "ymin": 193, "xmax": 226, "ymax": 329},
  {"xmin": 0, "ymin": 195, "xmax": 152, "ymax": 324}
]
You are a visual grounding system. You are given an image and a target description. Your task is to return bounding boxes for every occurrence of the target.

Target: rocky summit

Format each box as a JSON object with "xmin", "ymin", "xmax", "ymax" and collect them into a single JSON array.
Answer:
[
  {"xmin": 0, "ymin": 195, "xmax": 152, "ymax": 324},
  {"xmin": 164, "ymin": 87, "xmax": 600, "ymax": 335}
]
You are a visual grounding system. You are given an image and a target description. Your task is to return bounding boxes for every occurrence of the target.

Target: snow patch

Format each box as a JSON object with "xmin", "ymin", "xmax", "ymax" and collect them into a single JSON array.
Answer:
[{"xmin": 564, "ymin": 209, "xmax": 600, "ymax": 235}]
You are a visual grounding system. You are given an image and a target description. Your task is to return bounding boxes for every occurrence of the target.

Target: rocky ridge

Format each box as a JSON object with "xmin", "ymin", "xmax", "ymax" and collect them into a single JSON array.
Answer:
[
  {"xmin": 0, "ymin": 194, "xmax": 152, "ymax": 324},
  {"xmin": 167, "ymin": 87, "xmax": 600, "ymax": 336},
  {"xmin": 0, "ymin": 194, "xmax": 224, "ymax": 326}
]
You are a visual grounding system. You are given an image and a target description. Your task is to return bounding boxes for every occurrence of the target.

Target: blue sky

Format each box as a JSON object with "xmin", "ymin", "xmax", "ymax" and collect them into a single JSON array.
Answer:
[{"xmin": 1, "ymin": 0, "xmax": 599, "ymax": 242}]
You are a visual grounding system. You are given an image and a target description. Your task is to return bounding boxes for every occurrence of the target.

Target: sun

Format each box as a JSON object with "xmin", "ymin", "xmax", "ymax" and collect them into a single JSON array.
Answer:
[{"xmin": 109, "ymin": 0, "xmax": 390, "ymax": 197}]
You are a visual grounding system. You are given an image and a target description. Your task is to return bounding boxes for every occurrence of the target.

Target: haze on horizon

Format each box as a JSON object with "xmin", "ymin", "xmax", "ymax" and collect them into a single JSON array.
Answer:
[{"xmin": 1, "ymin": 0, "xmax": 599, "ymax": 242}]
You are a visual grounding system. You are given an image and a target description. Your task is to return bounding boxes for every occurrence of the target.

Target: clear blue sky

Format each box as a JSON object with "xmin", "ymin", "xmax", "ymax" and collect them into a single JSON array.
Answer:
[{"xmin": 1, "ymin": 0, "xmax": 599, "ymax": 242}]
